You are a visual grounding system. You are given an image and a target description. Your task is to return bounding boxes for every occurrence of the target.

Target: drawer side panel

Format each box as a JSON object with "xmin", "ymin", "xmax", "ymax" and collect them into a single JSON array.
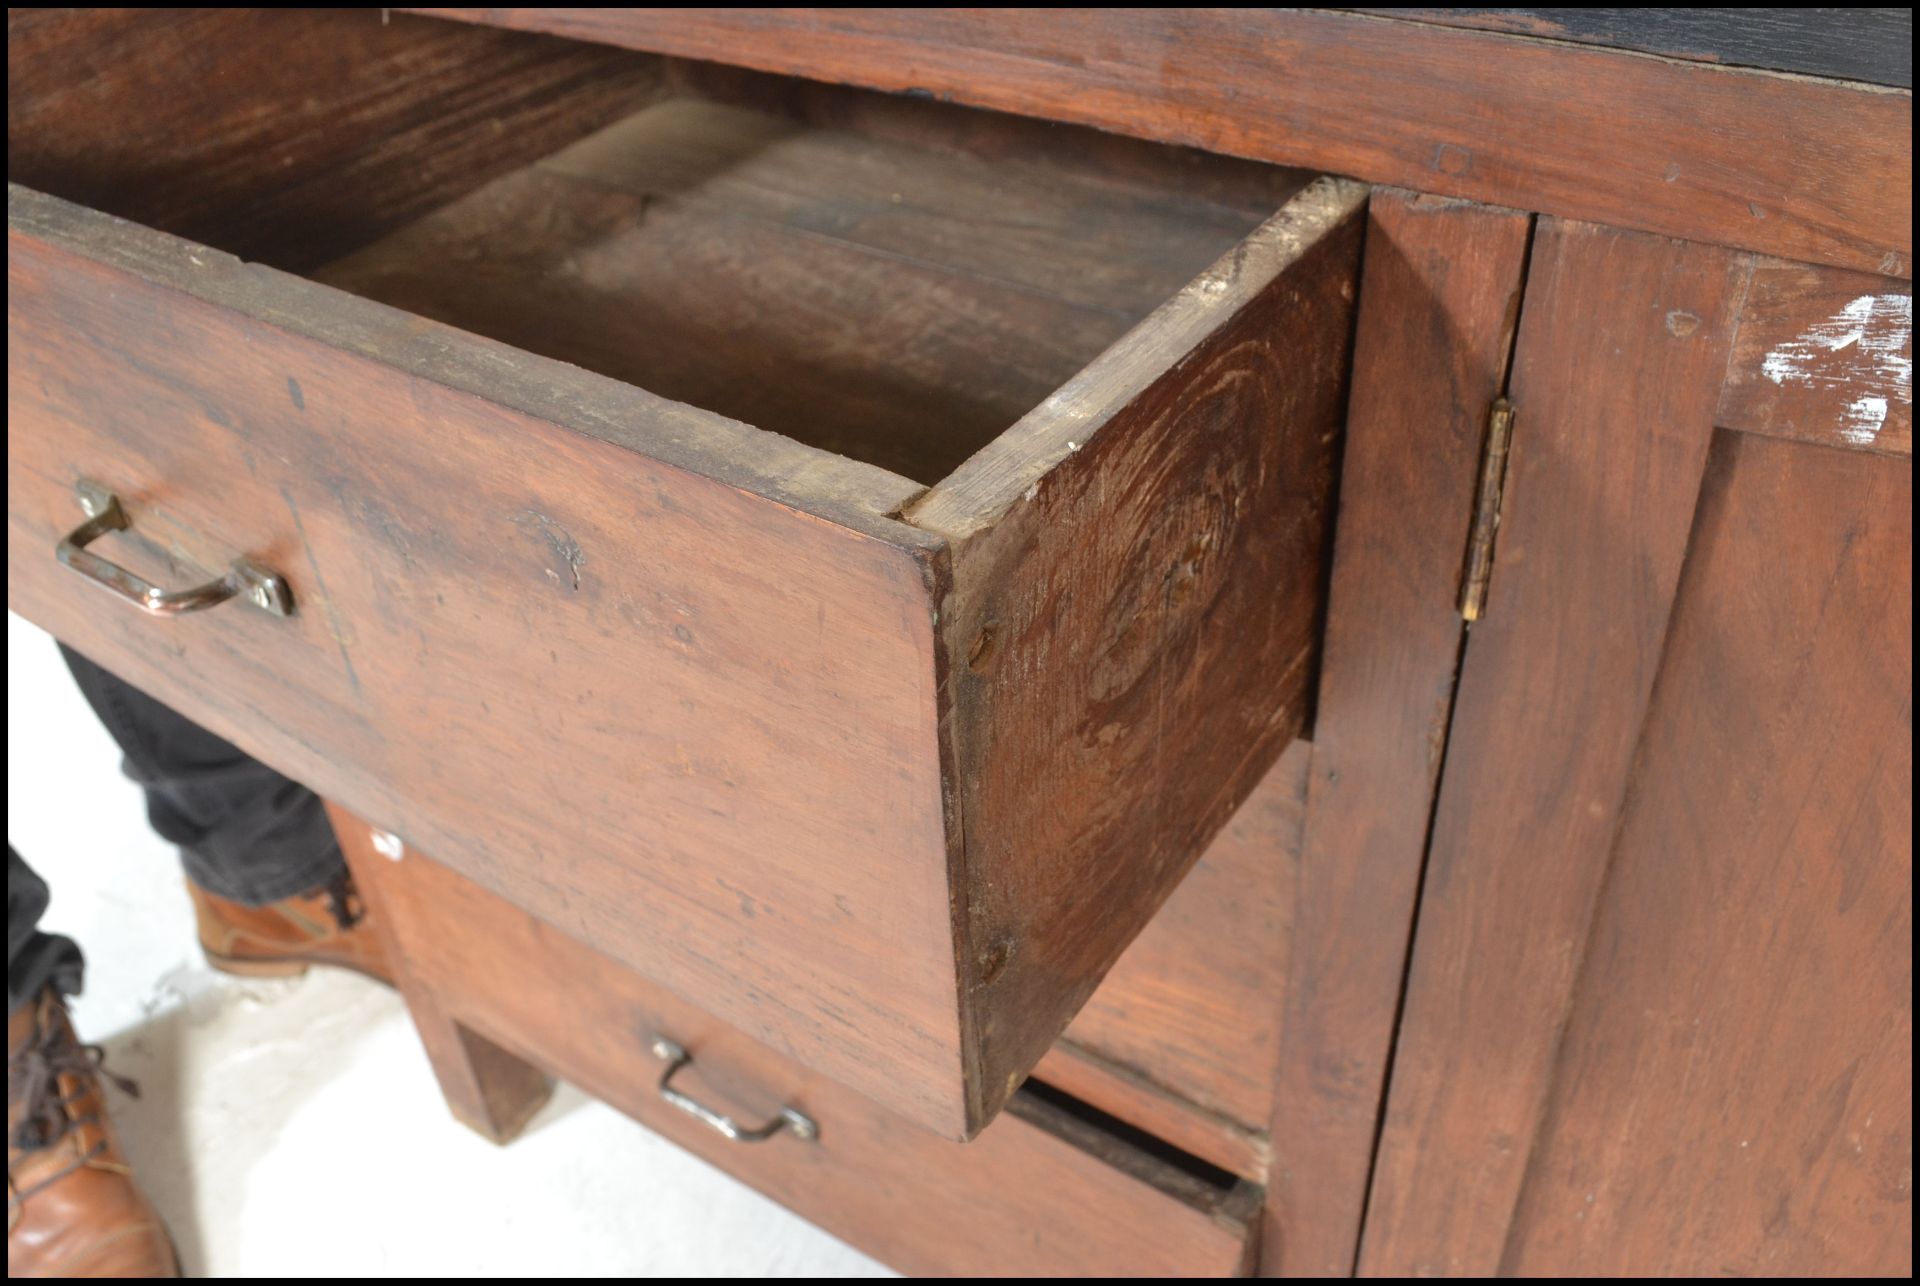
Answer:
[{"xmin": 911, "ymin": 179, "xmax": 1366, "ymax": 1124}]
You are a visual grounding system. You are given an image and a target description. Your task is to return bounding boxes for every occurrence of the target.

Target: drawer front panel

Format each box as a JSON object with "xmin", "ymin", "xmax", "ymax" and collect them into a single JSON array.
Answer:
[
  {"xmin": 335, "ymin": 810, "xmax": 1260, "ymax": 1277},
  {"xmin": 5, "ymin": 189, "xmax": 968, "ymax": 1131}
]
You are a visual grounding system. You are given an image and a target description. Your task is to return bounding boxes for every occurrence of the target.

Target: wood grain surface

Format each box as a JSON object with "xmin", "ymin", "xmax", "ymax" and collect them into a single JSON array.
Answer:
[
  {"xmin": 7, "ymin": 188, "xmax": 971, "ymax": 1134},
  {"xmin": 413, "ymin": 6, "xmax": 1912, "ymax": 274},
  {"xmin": 311, "ymin": 93, "xmax": 1352, "ymax": 1132},
  {"xmin": 1361, "ymin": 220, "xmax": 1749, "ymax": 1275},
  {"xmin": 338, "ymin": 811, "xmax": 1263, "ymax": 1277},
  {"xmin": 907, "ymin": 179, "xmax": 1364, "ymax": 1125},
  {"xmin": 6, "ymin": 8, "xmax": 665, "ymax": 273},
  {"xmin": 1502, "ymin": 431, "xmax": 1913, "ymax": 1276},
  {"xmin": 1041, "ymin": 739, "xmax": 1312, "ymax": 1181},
  {"xmin": 1369, "ymin": 8, "xmax": 1915, "ymax": 87},
  {"xmin": 317, "ymin": 92, "xmax": 1288, "ymax": 483},
  {"xmin": 1264, "ymin": 190, "xmax": 1533, "ymax": 1277},
  {"xmin": 1719, "ymin": 258, "xmax": 1913, "ymax": 458}
]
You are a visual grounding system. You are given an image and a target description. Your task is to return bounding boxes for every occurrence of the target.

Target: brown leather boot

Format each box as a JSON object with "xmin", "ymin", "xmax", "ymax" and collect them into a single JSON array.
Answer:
[
  {"xmin": 7, "ymin": 990, "xmax": 178, "ymax": 1278},
  {"xmin": 187, "ymin": 872, "xmax": 393, "ymax": 988}
]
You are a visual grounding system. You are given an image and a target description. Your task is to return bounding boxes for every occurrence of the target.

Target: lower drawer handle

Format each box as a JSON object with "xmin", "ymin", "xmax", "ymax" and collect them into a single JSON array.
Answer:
[
  {"xmin": 649, "ymin": 1037, "xmax": 818, "ymax": 1143},
  {"xmin": 55, "ymin": 480, "xmax": 293, "ymax": 618}
]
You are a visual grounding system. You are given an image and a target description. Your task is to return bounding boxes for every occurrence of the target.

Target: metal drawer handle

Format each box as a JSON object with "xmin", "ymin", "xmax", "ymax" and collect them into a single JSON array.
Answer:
[
  {"xmin": 649, "ymin": 1037, "xmax": 818, "ymax": 1143},
  {"xmin": 55, "ymin": 480, "xmax": 293, "ymax": 618}
]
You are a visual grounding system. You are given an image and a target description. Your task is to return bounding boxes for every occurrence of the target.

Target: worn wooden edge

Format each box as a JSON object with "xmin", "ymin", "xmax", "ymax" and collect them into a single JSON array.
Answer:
[
  {"xmin": 407, "ymin": 8, "xmax": 1911, "ymax": 276},
  {"xmin": 1036, "ymin": 1039, "xmax": 1270, "ymax": 1182},
  {"xmin": 5, "ymin": 184, "xmax": 937, "ymax": 551},
  {"xmin": 911, "ymin": 174, "xmax": 1364, "ymax": 1138},
  {"xmin": 918, "ymin": 178, "xmax": 1364, "ymax": 1137},
  {"xmin": 903, "ymin": 176, "xmax": 1371, "ymax": 537},
  {"xmin": 1004, "ymin": 1087, "xmax": 1263, "ymax": 1231},
  {"xmin": 1359, "ymin": 8, "xmax": 1915, "ymax": 88}
]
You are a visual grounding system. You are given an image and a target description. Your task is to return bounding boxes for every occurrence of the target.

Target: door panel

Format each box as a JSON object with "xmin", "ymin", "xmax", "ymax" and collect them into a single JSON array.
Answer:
[
  {"xmin": 1366, "ymin": 220, "xmax": 1913, "ymax": 1275},
  {"xmin": 1503, "ymin": 431, "xmax": 1911, "ymax": 1275},
  {"xmin": 1360, "ymin": 217, "xmax": 1747, "ymax": 1275}
]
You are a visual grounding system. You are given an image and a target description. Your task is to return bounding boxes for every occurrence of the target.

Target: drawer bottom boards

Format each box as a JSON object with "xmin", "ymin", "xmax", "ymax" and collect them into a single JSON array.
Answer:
[{"xmin": 331, "ymin": 807, "xmax": 1261, "ymax": 1277}]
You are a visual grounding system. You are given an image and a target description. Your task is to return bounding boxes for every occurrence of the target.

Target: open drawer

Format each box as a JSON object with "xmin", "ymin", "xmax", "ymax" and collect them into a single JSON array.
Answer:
[{"xmin": 6, "ymin": 11, "xmax": 1361, "ymax": 1138}]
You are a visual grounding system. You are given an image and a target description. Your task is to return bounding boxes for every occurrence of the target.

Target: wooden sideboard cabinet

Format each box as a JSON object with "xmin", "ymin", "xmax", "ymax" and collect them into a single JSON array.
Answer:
[{"xmin": 7, "ymin": 8, "xmax": 1911, "ymax": 1277}]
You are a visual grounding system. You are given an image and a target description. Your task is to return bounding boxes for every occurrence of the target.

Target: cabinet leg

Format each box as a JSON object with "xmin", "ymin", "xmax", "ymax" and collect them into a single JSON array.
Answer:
[
  {"xmin": 326, "ymin": 802, "xmax": 554, "ymax": 1144},
  {"xmin": 400, "ymin": 989, "xmax": 554, "ymax": 1144}
]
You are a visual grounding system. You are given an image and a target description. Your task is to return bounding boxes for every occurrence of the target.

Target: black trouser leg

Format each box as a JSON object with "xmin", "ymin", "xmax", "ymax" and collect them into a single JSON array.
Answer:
[
  {"xmin": 56, "ymin": 646, "xmax": 345, "ymax": 906},
  {"xmin": 9, "ymin": 652, "xmax": 343, "ymax": 1015},
  {"xmin": 7, "ymin": 847, "xmax": 84, "ymax": 1017}
]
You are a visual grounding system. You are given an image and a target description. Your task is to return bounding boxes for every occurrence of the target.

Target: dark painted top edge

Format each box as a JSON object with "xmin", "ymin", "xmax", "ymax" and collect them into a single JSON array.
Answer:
[{"xmin": 1354, "ymin": 8, "xmax": 1913, "ymax": 89}]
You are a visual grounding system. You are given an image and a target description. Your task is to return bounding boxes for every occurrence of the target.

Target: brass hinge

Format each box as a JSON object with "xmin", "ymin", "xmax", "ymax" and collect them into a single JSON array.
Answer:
[{"xmin": 1458, "ymin": 398, "xmax": 1515, "ymax": 622}]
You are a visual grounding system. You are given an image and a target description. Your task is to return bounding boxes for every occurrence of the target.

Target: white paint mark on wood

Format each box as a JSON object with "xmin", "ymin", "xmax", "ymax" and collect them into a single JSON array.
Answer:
[
  {"xmin": 1844, "ymin": 396, "xmax": 1891, "ymax": 446},
  {"xmin": 1761, "ymin": 293, "xmax": 1913, "ymax": 445}
]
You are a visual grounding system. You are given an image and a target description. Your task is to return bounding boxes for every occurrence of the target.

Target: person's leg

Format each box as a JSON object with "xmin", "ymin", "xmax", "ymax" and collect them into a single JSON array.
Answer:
[
  {"xmin": 58, "ymin": 645, "xmax": 344, "ymax": 905},
  {"xmin": 7, "ymin": 850, "xmax": 175, "ymax": 1275},
  {"xmin": 7, "ymin": 848, "xmax": 84, "ymax": 1016},
  {"xmin": 55, "ymin": 646, "xmax": 390, "ymax": 984}
]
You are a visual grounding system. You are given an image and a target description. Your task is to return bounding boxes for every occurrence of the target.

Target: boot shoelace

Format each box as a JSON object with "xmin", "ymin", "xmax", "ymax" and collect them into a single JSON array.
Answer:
[
  {"xmin": 7, "ymin": 1002, "xmax": 137, "ymax": 1208},
  {"xmin": 321, "ymin": 869, "xmax": 364, "ymax": 933}
]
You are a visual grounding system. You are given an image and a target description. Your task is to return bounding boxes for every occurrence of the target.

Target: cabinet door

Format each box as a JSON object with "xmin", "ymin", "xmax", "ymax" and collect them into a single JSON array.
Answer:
[{"xmin": 1365, "ymin": 221, "xmax": 1912, "ymax": 1276}]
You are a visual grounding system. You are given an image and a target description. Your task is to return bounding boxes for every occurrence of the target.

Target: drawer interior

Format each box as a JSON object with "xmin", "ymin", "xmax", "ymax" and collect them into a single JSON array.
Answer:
[
  {"xmin": 10, "ymin": 8, "xmax": 1310, "ymax": 488},
  {"xmin": 313, "ymin": 80, "xmax": 1308, "ymax": 484}
]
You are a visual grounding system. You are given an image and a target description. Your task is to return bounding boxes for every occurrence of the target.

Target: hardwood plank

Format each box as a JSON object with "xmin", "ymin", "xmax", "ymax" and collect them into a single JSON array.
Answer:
[
  {"xmin": 413, "ymin": 7, "xmax": 1912, "ymax": 275},
  {"xmin": 1364, "ymin": 8, "xmax": 1914, "ymax": 88},
  {"xmin": 904, "ymin": 179, "xmax": 1365, "ymax": 1127},
  {"xmin": 535, "ymin": 95, "xmax": 1301, "ymax": 317},
  {"xmin": 1359, "ymin": 220, "xmax": 1749, "ymax": 1276},
  {"xmin": 1503, "ymin": 432, "xmax": 1912, "ymax": 1276},
  {"xmin": 1038, "ymin": 739, "xmax": 1313, "ymax": 1181},
  {"xmin": 1264, "ymin": 190, "xmax": 1533, "ymax": 1277},
  {"xmin": 317, "ymin": 95, "xmax": 1278, "ymax": 484},
  {"xmin": 6, "ymin": 8, "xmax": 666, "ymax": 273},
  {"xmin": 658, "ymin": 57, "xmax": 1315, "ymax": 226},
  {"xmin": 6, "ymin": 189, "xmax": 980, "ymax": 1135},
  {"xmin": 1718, "ymin": 258, "xmax": 1913, "ymax": 458},
  {"xmin": 356, "ymin": 829, "xmax": 1261, "ymax": 1277}
]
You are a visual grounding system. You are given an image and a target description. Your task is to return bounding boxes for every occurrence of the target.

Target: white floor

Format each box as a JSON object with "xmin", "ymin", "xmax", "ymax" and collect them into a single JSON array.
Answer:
[{"xmin": 7, "ymin": 613, "xmax": 891, "ymax": 1277}]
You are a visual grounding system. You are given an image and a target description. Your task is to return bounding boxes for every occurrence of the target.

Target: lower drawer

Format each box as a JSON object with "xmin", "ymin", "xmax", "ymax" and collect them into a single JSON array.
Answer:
[{"xmin": 331, "ymin": 806, "xmax": 1261, "ymax": 1277}]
